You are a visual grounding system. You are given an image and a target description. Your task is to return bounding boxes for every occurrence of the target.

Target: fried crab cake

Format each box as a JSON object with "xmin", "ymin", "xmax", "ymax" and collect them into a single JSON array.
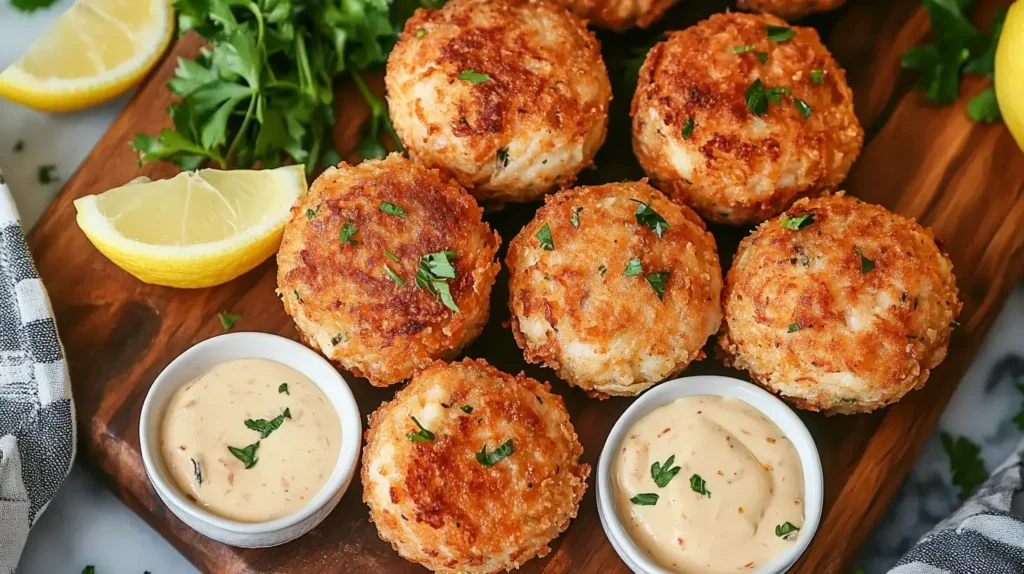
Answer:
[
  {"xmin": 719, "ymin": 194, "xmax": 962, "ymax": 415},
  {"xmin": 276, "ymin": 154, "xmax": 500, "ymax": 387},
  {"xmin": 362, "ymin": 358, "xmax": 590, "ymax": 573},
  {"xmin": 386, "ymin": 0, "xmax": 611, "ymax": 204},
  {"xmin": 553, "ymin": 0, "xmax": 678, "ymax": 30},
  {"xmin": 506, "ymin": 181, "xmax": 723, "ymax": 398},
  {"xmin": 737, "ymin": 0, "xmax": 847, "ymax": 20},
  {"xmin": 631, "ymin": 12, "xmax": 863, "ymax": 225}
]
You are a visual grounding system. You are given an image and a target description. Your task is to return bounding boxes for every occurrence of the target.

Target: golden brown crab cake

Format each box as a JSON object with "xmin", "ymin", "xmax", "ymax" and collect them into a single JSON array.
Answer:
[
  {"xmin": 737, "ymin": 0, "xmax": 848, "ymax": 21},
  {"xmin": 362, "ymin": 358, "xmax": 589, "ymax": 574},
  {"xmin": 506, "ymin": 181, "xmax": 723, "ymax": 398},
  {"xmin": 719, "ymin": 194, "xmax": 962, "ymax": 415},
  {"xmin": 631, "ymin": 12, "xmax": 863, "ymax": 225},
  {"xmin": 276, "ymin": 154, "xmax": 500, "ymax": 387},
  {"xmin": 552, "ymin": 0, "xmax": 678, "ymax": 30},
  {"xmin": 385, "ymin": 0, "xmax": 611, "ymax": 204}
]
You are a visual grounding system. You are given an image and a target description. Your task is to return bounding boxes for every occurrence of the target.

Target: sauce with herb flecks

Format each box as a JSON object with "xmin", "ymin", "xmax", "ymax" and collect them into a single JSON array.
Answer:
[
  {"xmin": 613, "ymin": 396, "xmax": 804, "ymax": 573},
  {"xmin": 160, "ymin": 359, "xmax": 341, "ymax": 522}
]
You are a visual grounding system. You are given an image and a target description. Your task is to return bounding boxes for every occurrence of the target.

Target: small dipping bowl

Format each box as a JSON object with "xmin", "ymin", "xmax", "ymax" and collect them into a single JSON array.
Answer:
[
  {"xmin": 596, "ymin": 375, "xmax": 823, "ymax": 574},
  {"xmin": 140, "ymin": 332, "xmax": 362, "ymax": 548}
]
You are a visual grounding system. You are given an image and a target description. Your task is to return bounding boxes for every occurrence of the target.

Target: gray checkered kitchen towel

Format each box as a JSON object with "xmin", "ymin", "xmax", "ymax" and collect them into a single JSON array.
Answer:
[{"xmin": 0, "ymin": 170, "xmax": 76, "ymax": 574}]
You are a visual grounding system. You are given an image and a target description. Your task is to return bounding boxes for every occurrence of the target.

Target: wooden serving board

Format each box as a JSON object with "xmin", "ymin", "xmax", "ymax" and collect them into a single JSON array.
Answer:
[{"xmin": 26, "ymin": 0, "xmax": 1024, "ymax": 572}]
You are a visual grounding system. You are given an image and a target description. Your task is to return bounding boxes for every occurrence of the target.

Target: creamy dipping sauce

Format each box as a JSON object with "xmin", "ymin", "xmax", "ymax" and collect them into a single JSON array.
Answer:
[
  {"xmin": 160, "ymin": 358, "xmax": 341, "ymax": 522},
  {"xmin": 614, "ymin": 396, "xmax": 805, "ymax": 573}
]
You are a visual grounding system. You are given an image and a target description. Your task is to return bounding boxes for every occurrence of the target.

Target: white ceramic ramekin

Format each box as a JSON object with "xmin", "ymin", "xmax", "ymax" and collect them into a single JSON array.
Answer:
[
  {"xmin": 139, "ymin": 332, "xmax": 362, "ymax": 548},
  {"xmin": 596, "ymin": 375, "xmax": 823, "ymax": 574}
]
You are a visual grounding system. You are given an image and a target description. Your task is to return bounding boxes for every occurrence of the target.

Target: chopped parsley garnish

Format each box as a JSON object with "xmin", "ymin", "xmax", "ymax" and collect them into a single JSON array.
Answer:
[
  {"xmin": 339, "ymin": 219, "xmax": 358, "ymax": 245},
  {"xmin": 416, "ymin": 28, "xmax": 426, "ymax": 38},
  {"xmin": 733, "ymin": 44, "xmax": 756, "ymax": 54},
  {"xmin": 570, "ymin": 206, "xmax": 583, "ymax": 228},
  {"xmin": 942, "ymin": 433, "xmax": 988, "ymax": 499},
  {"xmin": 689, "ymin": 474, "xmax": 711, "ymax": 498},
  {"xmin": 380, "ymin": 200, "xmax": 406, "ymax": 217},
  {"xmin": 82, "ymin": 567, "xmax": 95, "ymax": 574},
  {"xmin": 228, "ymin": 441, "xmax": 260, "ymax": 469},
  {"xmin": 279, "ymin": 383, "xmax": 289, "ymax": 395},
  {"xmin": 457, "ymin": 69, "xmax": 491, "ymax": 84},
  {"xmin": 305, "ymin": 204, "xmax": 321, "ymax": 219},
  {"xmin": 407, "ymin": 416, "xmax": 435, "ymax": 442},
  {"xmin": 810, "ymin": 69, "xmax": 824, "ymax": 85},
  {"xmin": 630, "ymin": 493, "xmax": 659, "ymax": 506},
  {"xmin": 631, "ymin": 199, "xmax": 670, "ymax": 237},
  {"xmin": 745, "ymin": 79, "xmax": 768, "ymax": 116},
  {"xmin": 756, "ymin": 52, "xmax": 769, "ymax": 64},
  {"xmin": 459, "ymin": 405, "xmax": 473, "ymax": 413},
  {"xmin": 497, "ymin": 147, "xmax": 510, "ymax": 167},
  {"xmin": 384, "ymin": 264, "xmax": 405, "ymax": 286},
  {"xmin": 788, "ymin": 323, "xmax": 801, "ymax": 332},
  {"xmin": 598, "ymin": 264, "xmax": 607, "ymax": 276},
  {"xmin": 780, "ymin": 213, "xmax": 815, "ymax": 230},
  {"xmin": 766, "ymin": 25, "xmax": 796, "ymax": 42},
  {"xmin": 682, "ymin": 117, "xmax": 694, "ymax": 139},
  {"xmin": 293, "ymin": 290, "xmax": 302, "ymax": 302},
  {"xmin": 766, "ymin": 86, "xmax": 791, "ymax": 104},
  {"xmin": 330, "ymin": 333, "xmax": 345, "ymax": 345},
  {"xmin": 623, "ymin": 258, "xmax": 643, "ymax": 277},
  {"xmin": 645, "ymin": 272, "xmax": 670, "ymax": 300},
  {"xmin": 855, "ymin": 247, "xmax": 875, "ymax": 274},
  {"xmin": 384, "ymin": 249, "xmax": 400, "ymax": 263},
  {"xmin": 536, "ymin": 223, "xmax": 555, "ymax": 251},
  {"xmin": 775, "ymin": 521, "xmax": 800, "ymax": 539},
  {"xmin": 967, "ymin": 86, "xmax": 1001, "ymax": 123},
  {"xmin": 416, "ymin": 250, "xmax": 460, "ymax": 313},
  {"xmin": 795, "ymin": 98, "xmax": 812, "ymax": 119},
  {"xmin": 217, "ymin": 311, "xmax": 241, "ymax": 330},
  {"xmin": 476, "ymin": 439, "xmax": 514, "ymax": 466},
  {"xmin": 37, "ymin": 164, "xmax": 59, "ymax": 185},
  {"xmin": 244, "ymin": 408, "xmax": 292, "ymax": 439},
  {"xmin": 651, "ymin": 455, "xmax": 681, "ymax": 487}
]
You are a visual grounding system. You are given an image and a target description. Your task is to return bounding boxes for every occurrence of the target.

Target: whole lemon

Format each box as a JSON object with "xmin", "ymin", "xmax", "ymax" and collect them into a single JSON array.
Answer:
[{"xmin": 996, "ymin": 1, "xmax": 1024, "ymax": 152}]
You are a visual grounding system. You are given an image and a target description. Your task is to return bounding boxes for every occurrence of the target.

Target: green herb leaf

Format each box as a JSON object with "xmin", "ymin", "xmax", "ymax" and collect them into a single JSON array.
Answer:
[
  {"xmin": 380, "ymin": 201, "xmax": 406, "ymax": 218},
  {"xmin": 766, "ymin": 86, "xmax": 791, "ymax": 104},
  {"xmin": 689, "ymin": 473, "xmax": 711, "ymax": 498},
  {"xmin": 279, "ymin": 383, "xmax": 289, "ymax": 395},
  {"xmin": 855, "ymin": 247, "xmax": 875, "ymax": 274},
  {"xmin": 794, "ymin": 98, "xmax": 812, "ymax": 119},
  {"xmin": 766, "ymin": 25, "xmax": 796, "ymax": 42},
  {"xmin": 458, "ymin": 69, "xmax": 491, "ymax": 84},
  {"xmin": 476, "ymin": 439, "xmax": 514, "ymax": 466},
  {"xmin": 630, "ymin": 493, "xmax": 659, "ymax": 506},
  {"xmin": 598, "ymin": 264, "xmax": 607, "ymax": 276},
  {"xmin": 416, "ymin": 251, "xmax": 460, "ymax": 313},
  {"xmin": 293, "ymin": 290, "xmax": 303, "ymax": 302},
  {"xmin": 810, "ymin": 69, "xmax": 824, "ymax": 85},
  {"xmin": 497, "ymin": 147, "xmax": 510, "ymax": 167},
  {"xmin": 37, "ymin": 164, "xmax": 59, "ymax": 185},
  {"xmin": 339, "ymin": 219, "xmax": 358, "ymax": 245},
  {"xmin": 384, "ymin": 249, "xmax": 400, "ymax": 263},
  {"xmin": 570, "ymin": 206, "xmax": 583, "ymax": 228},
  {"xmin": 788, "ymin": 323, "xmax": 801, "ymax": 332},
  {"xmin": 631, "ymin": 199, "xmax": 670, "ymax": 237},
  {"xmin": 306, "ymin": 204, "xmax": 321, "ymax": 220},
  {"xmin": 623, "ymin": 258, "xmax": 643, "ymax": 277},
  {"xmin": 651, "ymin": 455, "xmax": 681, "ymax": 487},
  {"xmin": 967, "ymin": 86, "xmax": 1001, "ymax": 123},
  {"xmin": 756, "ymin": 52, "xmax": 769, "ymax": 64},
  {"xmin": 745, "ymin": 79, "xmax": 768, "ymax": 116},
  {"xmin": 941, "ymin": 432, "xmax": 988, "ymax": 500},
  {"xmin": 11, "ymin": 0, "xmax": 58, "ymax": 13},
  {"xmin": 218, "ymin": 311, "xmax": 241, "ymax": 330},
  {"xmin": 536, "ymin": 223, "xmax": 555, "ymax": 251},
  {"xmin": 459, "ymin": 405, "xmax": 473, "ymax": 413},
  {"xmin": 407, "ymin": 416, "xmax": 435, "ymax": 442},
  {"xmin": 384, "ymin": 264, "xmax": 406, "ymax": 286},
  {"xmin": 245, "ymin": 409, "xmax": 291, "ymax": 439},
  {"xmin": 682, "ymin": 117, "xmax": 694, "ymax": 139},
  {"xmin": 775, "ymin": 521, "xmax": 800, "ymax": 539},
  {"xmin": 780, "ymin": 213, "xmax": 816, "ymax": 230},
  {"xmin": 645, "ymin": 272, "xmax": 670, "ymax": 300},
  {"xmin": 733, "ymin": 44, "xmax": 756, "ymax": 54},
  {"xmin": 416, "ymin": 28, "xmax": 426, "ymax": 38},
  {"xmin": 81, "ymin": 567, "xmax": 95, "ymax": 574},
  {"xmin": 228, "ymin": 441, "xmax": 260, "ymax": 469}
]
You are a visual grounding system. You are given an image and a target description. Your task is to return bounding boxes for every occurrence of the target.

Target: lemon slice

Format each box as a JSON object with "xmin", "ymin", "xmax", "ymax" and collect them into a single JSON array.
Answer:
[
  {"xmin": 74, "ymin": 166, "xmax": 307, "ymax": 288},
  {"xmin": 0, "ymin": 0, "xmax": 175, "ymax": 112},
  {"xmin": 995, "ymin": 1, "xmax": 1024, "ymax": 152}
]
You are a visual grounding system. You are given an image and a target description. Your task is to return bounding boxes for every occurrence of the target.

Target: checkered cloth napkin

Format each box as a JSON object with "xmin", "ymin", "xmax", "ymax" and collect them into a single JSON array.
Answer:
[{"xmin": 0, "ymin": 171, "xmax": 75, "ymax": 574}]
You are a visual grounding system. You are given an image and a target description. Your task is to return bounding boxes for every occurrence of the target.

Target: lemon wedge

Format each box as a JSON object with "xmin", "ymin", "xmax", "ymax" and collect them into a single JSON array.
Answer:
[
  {"xmin": 74, "ymin": 166, "xmax": 307, "ymax": 288},
  {"xmin": 996, "ymin": 1, "xmax": 1024, "ymax": 152},
  {"xmin": 0, "ymin": 0, "xmax": 175, "ymax": 112}
]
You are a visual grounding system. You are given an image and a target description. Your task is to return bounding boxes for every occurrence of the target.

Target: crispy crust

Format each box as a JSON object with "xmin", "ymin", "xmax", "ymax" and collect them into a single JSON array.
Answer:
[
  {"xmin": 506, "ymin": 181, "xmax": 723, "ymax": 398},
  {"xmin": 386, "ymin": 0, "xmax": 611, "ymax": 203},
  {"xmin": 362, "ymin": 358, "xmax": 590, "ymax": 573},
  {"xmin": 718, "ymin": 194, "xmax": 962, "ymax": 414},
  {"xmin": 631, "ymin": 12, "xmax": 863, "ymax": 224},
  {"xmin": 276, "ymin": 154, "xmax": 501, "ymax": 387},
  {"xmin": 737, "ymin": 0, "xmax": 848, "ymax": 20},
  {"xmin": 551, "ymin": 0, "xmax": 678, "ymax": 30}
]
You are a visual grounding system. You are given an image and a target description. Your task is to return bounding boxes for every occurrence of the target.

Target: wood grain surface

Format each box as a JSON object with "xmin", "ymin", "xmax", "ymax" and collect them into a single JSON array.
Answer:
[{"xmin": 25, "ymin": 0, "xmax": 1024, "ymax": 572}]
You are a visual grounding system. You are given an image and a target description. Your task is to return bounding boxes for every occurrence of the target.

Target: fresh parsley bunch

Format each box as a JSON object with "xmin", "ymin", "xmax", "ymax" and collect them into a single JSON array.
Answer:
[
  {"xmin": 133, "ymin": 0, "xmax": 416, "ymax": 173},
  {"xmin": 902, "ymin": 0, "xmax": 1006, "ymax": 123}
]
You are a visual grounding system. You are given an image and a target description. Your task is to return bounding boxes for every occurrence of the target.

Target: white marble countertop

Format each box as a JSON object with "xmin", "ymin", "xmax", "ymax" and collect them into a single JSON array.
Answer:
[{"xmin": 3, "ymin": 3, "xmax": 1022, "ymax": 573}]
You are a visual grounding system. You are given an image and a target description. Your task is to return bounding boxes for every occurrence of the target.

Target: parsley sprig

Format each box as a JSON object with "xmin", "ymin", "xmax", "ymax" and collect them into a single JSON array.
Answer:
[
  {"xmin": 244, "ymin": 408, "xmax": 292, "ymax": 439},
  {"xmin": 651, "ymin": 455, "xmax": 681, "ymax": 487},
  {"xmin": 416, "ymin": 250, "xmax": 460, "ymax": 313},
  {"xmin": 941, "ymin": 432, "xmax": 988, "ymax": 499}
]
